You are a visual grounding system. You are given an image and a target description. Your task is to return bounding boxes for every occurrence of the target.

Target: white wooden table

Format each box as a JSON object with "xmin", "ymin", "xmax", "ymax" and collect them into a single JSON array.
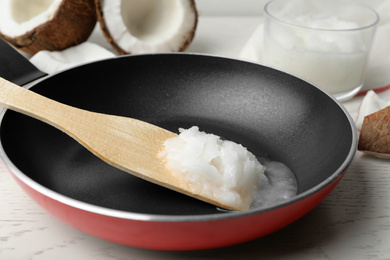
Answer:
[{"xmin": 1, "ymin": 7, "xmax": 390, "ymax": 259}]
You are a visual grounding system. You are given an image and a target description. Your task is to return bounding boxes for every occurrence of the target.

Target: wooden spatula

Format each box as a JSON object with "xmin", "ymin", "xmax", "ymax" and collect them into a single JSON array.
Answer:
[{"xmin": 0, "ymin": 77, "xmax": 238, "ymax": 210}]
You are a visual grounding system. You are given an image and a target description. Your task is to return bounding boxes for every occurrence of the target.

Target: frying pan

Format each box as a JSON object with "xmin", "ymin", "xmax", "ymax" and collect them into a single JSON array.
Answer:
[{"xmin": 0, "ymin": 39, "xmax": 356, "ymax": 250}]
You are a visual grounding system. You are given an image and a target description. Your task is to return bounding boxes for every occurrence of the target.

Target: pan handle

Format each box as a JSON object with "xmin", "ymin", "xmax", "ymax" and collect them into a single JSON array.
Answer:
[{"xmin": 0, "ymin": 38, "xmax": 47, "ymax": 86}]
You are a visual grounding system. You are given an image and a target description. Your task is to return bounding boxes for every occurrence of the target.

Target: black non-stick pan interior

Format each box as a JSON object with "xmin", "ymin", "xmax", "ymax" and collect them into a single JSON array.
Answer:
[{"xmin": 0, "ymin": 54, "xmax": 353, "ymax": 215}]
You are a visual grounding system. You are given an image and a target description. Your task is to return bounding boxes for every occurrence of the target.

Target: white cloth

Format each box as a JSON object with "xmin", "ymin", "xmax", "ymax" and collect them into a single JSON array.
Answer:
[{"xmin": 30, "ymin": 42, "xmax": 115, "ymax": 74}]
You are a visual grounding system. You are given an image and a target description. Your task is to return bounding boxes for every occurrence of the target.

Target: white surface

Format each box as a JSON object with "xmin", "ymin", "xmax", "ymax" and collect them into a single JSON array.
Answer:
[{"xmin": 1, "ymin": 2, "xmax": 390, "ymax": 259}]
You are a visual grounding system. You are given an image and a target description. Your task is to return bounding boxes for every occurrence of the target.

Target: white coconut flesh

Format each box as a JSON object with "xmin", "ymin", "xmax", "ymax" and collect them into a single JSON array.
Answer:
[
  {"xmin": 0, "ymin": 0, "xmax": 62, "ymax": 38},
  {"xmin": 100, "ymin": 0, "xmax": 197, "ymax": 53}
]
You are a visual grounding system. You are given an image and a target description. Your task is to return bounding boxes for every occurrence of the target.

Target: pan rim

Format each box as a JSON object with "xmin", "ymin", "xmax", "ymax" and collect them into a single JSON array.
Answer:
[{"xmin": 0, "ymin": 53, "xmax": 357, "ymax": 223}]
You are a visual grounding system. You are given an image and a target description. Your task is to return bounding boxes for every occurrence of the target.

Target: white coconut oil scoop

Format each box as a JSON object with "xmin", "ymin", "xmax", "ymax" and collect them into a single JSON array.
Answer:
[{"xmin": 0, "ymin": 77, "xmax": 261, "ymax": 211}]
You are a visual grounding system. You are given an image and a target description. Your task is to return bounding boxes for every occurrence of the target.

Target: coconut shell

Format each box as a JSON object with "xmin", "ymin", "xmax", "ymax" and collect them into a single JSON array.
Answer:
[
  {"xmin": 94, "ymin": 0, "xmax": 123, "ymax": 54},
  {"xmin": 95, "ymin": 0, "xmax": 198, "ymax": 55},
  {"xmin": 0, "ymin": 0, "xmax": 97, "ymax": 54},
  {"xmin": 358, "ymin": 106, "xmax": 390, "ymax": 154}
]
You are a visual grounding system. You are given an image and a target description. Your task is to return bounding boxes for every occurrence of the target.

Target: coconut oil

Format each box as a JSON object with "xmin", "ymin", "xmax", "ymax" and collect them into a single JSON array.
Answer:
[
  {"xmin": 262, "ymin": 0, "xmax": 379, "ymax": 101},
  {"xmin": 263, "ymin": 26, "xmax": 368, "ymax": 95},
  {"xmin": 159, "ymin": 126, "xmax": 298, "ymax": 211}
]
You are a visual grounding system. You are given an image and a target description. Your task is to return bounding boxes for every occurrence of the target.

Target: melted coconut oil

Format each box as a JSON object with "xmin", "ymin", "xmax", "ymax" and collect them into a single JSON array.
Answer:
[
  {"xmin": 252, "ymin": 158, "xmax": 298, "ymax": 209},
  {"xmin": 217, "ymin": 158, "xmax": 298, "ymax": 212}
]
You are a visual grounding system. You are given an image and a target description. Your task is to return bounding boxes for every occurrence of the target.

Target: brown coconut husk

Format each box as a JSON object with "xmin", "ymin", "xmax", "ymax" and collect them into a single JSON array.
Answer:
[{"xmin": 358, "ymin": 106, "xmax": 390, "ymax": 154}]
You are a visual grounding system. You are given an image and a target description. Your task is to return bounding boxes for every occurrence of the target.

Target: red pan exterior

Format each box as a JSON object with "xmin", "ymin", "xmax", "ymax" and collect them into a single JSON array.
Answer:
[{"xmin": 10, "ymin": 167, "xmax": 346, "ymax": 250}]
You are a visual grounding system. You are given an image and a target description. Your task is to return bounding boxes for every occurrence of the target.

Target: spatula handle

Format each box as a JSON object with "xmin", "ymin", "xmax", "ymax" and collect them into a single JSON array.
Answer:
[{"xmin": 0, "ymin": 77, "xmax": 80, "ymax": 131}]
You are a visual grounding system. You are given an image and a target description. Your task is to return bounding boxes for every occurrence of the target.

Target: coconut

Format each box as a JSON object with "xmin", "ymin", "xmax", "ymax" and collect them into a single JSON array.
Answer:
[
  {"xmin": 95, "ymin": 0, "xmax": 198, "ymax": 55},
  {"xmin": 0, "ymin": 0, "xmax": 97, "ymax": 54},
  {"xmin": 358, "ymin": 106, "xmax": 390, "ymax": 158}
]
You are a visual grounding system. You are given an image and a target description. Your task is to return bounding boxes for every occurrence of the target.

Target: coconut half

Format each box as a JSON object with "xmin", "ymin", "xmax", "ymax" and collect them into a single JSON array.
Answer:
[
  {"xmin": 95, "ymin": 0, "xmax": 198, "ymax": 54},
  {"xmin": 0, "ymin": 0, "xmax": 97, "ymax": 54}
]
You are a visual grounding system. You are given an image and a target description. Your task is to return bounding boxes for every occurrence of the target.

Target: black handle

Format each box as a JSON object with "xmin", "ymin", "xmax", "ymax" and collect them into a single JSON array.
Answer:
[{"xmin": 0, "ymin": 38, "xmax": 47, "ymax": 85}]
